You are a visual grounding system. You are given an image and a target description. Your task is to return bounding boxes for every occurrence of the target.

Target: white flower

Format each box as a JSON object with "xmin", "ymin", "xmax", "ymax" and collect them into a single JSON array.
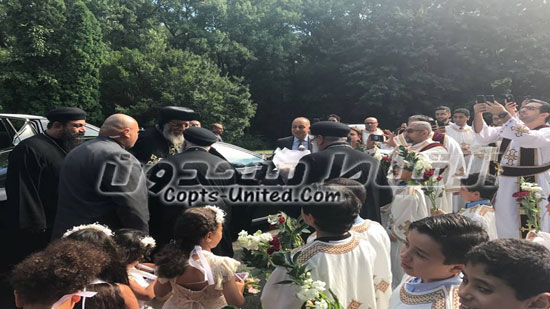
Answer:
[
  {"xmin": 237, "ymin": 230, "xmax": 272, "ymax": 250},
  {"xmin": 204, "ymin": 205, "xmax": 225, "ymax": 224},
  {"xmin": 414, "ymin": 156, "xmax": 432, "ymax": 172},
  {"xmin": 373, "ymin": 151, "xmax": 383, "ymax": 161},
  {"xmin": 267, "ymin": 215, "xmax": 279, "ymax": 225},
  {"xmin": 529, "ymin": 186, "xmax": 543, "ymax": 193},
  {"xmin": 140, "ymin": 236, "xmax": 156, "ymax": 248},
  {"xmin": 310, "ymin": 280, "xmax": 326, "ymax": 292},
  {"xmin": 314, "ymin": 299, "xmax": 328, "ymax": 309},
  {"xmin": 297, "ymin": 287, "xmax": 320, "ymax": 302},
  {"xmin": 63, "ymin": 223, "xmax": 113, "ymax": 238}
]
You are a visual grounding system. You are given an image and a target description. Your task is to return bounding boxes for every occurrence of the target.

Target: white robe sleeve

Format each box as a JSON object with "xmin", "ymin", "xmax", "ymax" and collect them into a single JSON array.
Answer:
[
  {"xmin": 500, "ymin": 117, "xmax": 550, "ymax": 147},
  {"xmin": 391, "ymin": 187, "xmax": 430, "ymax": 242},
  {"xmin": 367, "ymin": 224, "xmax": 393, "ymax": 308},
  {"xmin": 474, "ymin": 122, "xmax": 502, "ymax": 145}
]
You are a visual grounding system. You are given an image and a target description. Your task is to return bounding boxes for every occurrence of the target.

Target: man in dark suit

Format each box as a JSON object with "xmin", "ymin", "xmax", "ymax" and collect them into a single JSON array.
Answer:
[
  {"xmin": 52, "ymin": 114, "xmax": 149, "ymax": 238},
  {"xmin": 276, "ymin": 117, "xmax": 313, "ymax": 151},
  {"xmin": 288, "ymin": 121, "xmax": 393, "ymax": 222},
  {"xmin": 147, "ymin": 127, "xmax": 236, "ymax": 256}
]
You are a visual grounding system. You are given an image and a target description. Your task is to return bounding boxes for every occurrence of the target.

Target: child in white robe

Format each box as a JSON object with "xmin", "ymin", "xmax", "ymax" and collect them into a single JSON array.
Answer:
[
  {"xmin": 390, "ymin": 214, "xmax": 489, "ymax": 309},
  {"xmin": 262, "ymin": 184, "xmax": 392, "ymax": 309},
  {"xmin": 457, "ymin": 173, "xmax": 498, "ymax": 240},
  {"xmin": 459, "ymin": 239, "xmax": 550, "ymax": 309}
]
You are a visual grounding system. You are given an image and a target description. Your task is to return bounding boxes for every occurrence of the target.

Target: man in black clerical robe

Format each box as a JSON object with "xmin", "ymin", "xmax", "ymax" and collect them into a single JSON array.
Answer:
[
  {"xmin": 131, "ymin": 106, "xmax": 200, "ymax": 166},
  {"xmin": 288, "ymin": 121, "xmax": 393, "ymax": 222},
  {"xmin": 4, "ymin": 107, "xmax": 87, "ymax": 265},
  {"xmin": 148, "ymin": 127, "xmax": 236, "ymax": 257}
]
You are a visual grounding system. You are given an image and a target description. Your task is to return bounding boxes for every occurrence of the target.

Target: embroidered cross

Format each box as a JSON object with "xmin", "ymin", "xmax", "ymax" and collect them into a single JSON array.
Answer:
[
  {"xmin": 511, "ymin": 125, "xmax": 529, "ymax": 137},
  {"xmin": 503, "ymin": 149, "xmax": 519, "ymax": 165},
  {"xmin": 169, "ymin": 144, "xmax": 179, "ymax": 155}
]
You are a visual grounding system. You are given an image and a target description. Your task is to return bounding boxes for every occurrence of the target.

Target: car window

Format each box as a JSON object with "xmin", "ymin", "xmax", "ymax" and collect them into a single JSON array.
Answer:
[
  {"xmin": 13, "ymin": 124, "xmax": 36, "ymax": 146},
  {"xmin": 211, "ymin": 143, "xmax": 263, "ymax": 167}
]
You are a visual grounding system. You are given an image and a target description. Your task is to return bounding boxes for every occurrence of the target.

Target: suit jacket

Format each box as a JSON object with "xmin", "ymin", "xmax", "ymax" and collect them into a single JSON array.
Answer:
[
  {"xmin": 52, "ymin": 137, "xmax": 149, "ymax": 239},
  {"xmin": 147, "ymin": 147, "xmax": 237, "ymax": 256},
  {"xmin": 276, "ymin": 135, "xmax": 313, "ymax": 151},
  {"xmin": 288, "ymin": 142, "xmax": 393, "ymax": 222}
]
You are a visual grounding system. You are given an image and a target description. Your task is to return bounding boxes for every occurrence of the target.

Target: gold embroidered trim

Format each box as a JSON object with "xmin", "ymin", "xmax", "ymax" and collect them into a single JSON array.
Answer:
[
  {"xmin": 296, "ymin": 237, "xmax": 360, "ymax": 263},
  {"xmin": 375, "ymin": 280, "xmax": 390, "ymax": 293},
  {"xmin": 351, "ymin": 221, "xmax": 370, "ymax": 233},
  {"xmin": 346, "ymin": 300, "xmax": 363, "ymax": 309},
  {"xmin": 399, "ymin": 284, "xmax": 446, "ymax": 308},
  {"xmin": 511, "ymin": 125, "xmax": 529, "ymax": 137}
]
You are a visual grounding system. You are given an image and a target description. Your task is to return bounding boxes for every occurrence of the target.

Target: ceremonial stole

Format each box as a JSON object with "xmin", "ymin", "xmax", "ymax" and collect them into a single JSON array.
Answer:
[{"xmin": 498, "ymin": 124, "xmax": 550, "ymax": 237}]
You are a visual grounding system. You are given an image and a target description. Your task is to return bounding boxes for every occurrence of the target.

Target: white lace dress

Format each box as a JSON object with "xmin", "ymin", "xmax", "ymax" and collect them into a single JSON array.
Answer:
[{"xmin": 161, "ymin": 252, "xmax": 240, "ymax": 309}]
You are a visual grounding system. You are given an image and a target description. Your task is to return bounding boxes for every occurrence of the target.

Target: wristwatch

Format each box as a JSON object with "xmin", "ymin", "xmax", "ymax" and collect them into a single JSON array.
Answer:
[{"xmin": 498, "ymin": 112, "xmax": 509, "ymax": 119}]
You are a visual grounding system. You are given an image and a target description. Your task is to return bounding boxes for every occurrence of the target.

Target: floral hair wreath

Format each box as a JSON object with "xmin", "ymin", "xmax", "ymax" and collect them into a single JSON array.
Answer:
[
  {"xmin": 204, "ymin": 205, "xmax": 225, "ymax": 224},
  {"xmin": 140, "ymin": 236, "xmax": 156, "ymax": 249},
  {"xmin": 62, "ymin": 223, "xmax": 114, "ymax": 238}
]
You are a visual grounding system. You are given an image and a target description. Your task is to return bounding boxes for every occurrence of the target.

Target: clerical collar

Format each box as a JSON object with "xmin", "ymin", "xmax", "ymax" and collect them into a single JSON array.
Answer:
[
  {"xmin": 449, "ymin": 122, "xmax": 469, "ymax": 131},
  {"xmin": 465, "ymin": 199, "xmax": 491, "ymax": 209},
  {"xmin": 314, "ymin": 232, "xmax": 351, "ymax": 243}
]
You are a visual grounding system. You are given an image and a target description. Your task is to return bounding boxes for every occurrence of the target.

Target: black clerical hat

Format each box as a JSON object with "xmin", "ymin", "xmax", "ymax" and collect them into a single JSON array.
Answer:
[
  {"xmin": 158, "ymin": 106, "xmax": 200, "ymax": 126},
  {"xmin": 310, "ymin": 121, "xmax": 350, "ymax": 137},
  {"xmin": 183, "ymin": 127, "xmax": 217, "ymax": 146},
  {"xmin": 46, "ymin": 107, "xmax": 87, "ymax": 122}
]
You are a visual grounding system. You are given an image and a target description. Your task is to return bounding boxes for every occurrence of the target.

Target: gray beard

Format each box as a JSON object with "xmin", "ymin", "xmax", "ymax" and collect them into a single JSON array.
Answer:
[{"xmin": 162, "ymin": 125, "xmax": 184, "ymax": 153}]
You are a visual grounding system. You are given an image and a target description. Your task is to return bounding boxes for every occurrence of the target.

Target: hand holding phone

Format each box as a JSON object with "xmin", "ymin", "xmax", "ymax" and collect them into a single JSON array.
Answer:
[
  {"xmin": 476, "ymin": 95, "xmax": 486, "ymax": 104},
  {"xmin": 485, "ymin": 95, "xmax": 496, "ymax": 103}
]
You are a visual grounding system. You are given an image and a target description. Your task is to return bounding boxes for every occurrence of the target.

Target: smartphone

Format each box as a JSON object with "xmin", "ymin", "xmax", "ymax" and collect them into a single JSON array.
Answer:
[
  {"xmin": 371, "ymin": 135, "xmax": 385, "ymax": 142},
  {"xmin": 476, "ymin": 95, "xmax": 486, "ymax": 104},
  {"xmin": 505, "ymin": 94, "xmax": 515, "ymax": 103},
  {"xmin": 486, "ymin": 95, "xmax": 496, "ymax": 103},
  {"xmin": 235, "ymin": 272, "xmax": 249, "ymax": 282}
]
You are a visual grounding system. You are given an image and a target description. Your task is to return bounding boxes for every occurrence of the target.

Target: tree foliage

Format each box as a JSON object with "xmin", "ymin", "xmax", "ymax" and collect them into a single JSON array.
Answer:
[{"xmin": 2, "ymin": 0, "xmax": 550, "ymax": 144}]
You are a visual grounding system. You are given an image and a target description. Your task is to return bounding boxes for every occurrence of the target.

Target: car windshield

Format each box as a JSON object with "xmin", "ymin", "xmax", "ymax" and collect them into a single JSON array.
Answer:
[{"xmin": 211, "ymin": 142, "xmax": 263, "ymax": 167}]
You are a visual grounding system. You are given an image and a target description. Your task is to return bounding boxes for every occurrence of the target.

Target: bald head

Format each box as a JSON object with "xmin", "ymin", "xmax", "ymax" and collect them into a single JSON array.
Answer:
[
  {"xmin": 291, "ymin": 117, "xmax": 310, "ymax": 140},
  {"xmin": 100, "ymin": 114, "xmax": 140, "ymax": 148},
  {"xmin": 364, "ymin": 117, "xmax": 379, "ymax": 132}
]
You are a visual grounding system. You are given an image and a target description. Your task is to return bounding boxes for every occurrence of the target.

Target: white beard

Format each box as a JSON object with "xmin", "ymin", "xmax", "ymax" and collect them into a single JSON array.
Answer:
[{"xmin": 162, "ymin": 125, "xmax": 184, "ymax": 153}]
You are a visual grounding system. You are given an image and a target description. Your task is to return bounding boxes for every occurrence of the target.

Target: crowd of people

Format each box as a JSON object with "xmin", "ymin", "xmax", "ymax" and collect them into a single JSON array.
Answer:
[{"xmin": 1, "ymin": 97, "xmax": 550, "ymax": 309}]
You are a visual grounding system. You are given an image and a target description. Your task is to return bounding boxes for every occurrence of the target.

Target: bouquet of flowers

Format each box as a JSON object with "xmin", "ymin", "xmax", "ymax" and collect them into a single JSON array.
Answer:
[
  {"xmin": 272, "ymin": 251, "xmax": 343, "ymax": 309},
  {"xmin": 513, "ymin": 177, "xmax": 546, "ymax": 233},
  {"xmin": 267, "ymin": 212, "xmax": 310, "ymax": 249},
  {"xmin": 419, "ymin": 169, "xmax": 444, "ymax": 211},
  {"xmin": 373, "ymin": 151, "xmax": 392, "ymax": 174},
  {"xmin": 237, "ymin": 212, "xmax": 310, "ymax": 275},
  {"xmin": 235, "ymin": 272, "xmax": 262, "ymax": 296}
]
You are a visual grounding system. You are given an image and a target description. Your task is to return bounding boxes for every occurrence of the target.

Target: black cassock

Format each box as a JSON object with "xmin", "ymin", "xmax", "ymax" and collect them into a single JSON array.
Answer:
[
  {"xmin": 131, "ymin": 128, "xmax": 177, "ymax": 165},
  {"xmin": 3, "ymin": 133, "xmax": 66, "ymax": 264},
  {"xmin": 148, "ymin": 147, "xmax": 237, "ymax": 257},
  {"xmin": 288, "ymin": 142, "xmax": 394, "ymax": 222}
]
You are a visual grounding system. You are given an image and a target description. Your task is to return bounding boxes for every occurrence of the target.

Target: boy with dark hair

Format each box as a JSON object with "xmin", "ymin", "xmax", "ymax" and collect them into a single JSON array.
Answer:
[
  {"xmin": 458, "ymin": 173, "xmax": 498, "ymax": 239},
  {"xmin": 460, "ymin": 239, "xmax": 550, "ymax": 309},
  {"xmin": 262, "ymin": 184, "xmax": 392, "ymax": 309},
  {"xmin": 390, "ymin": 214, "xmax": 489, "ymax": 308}
]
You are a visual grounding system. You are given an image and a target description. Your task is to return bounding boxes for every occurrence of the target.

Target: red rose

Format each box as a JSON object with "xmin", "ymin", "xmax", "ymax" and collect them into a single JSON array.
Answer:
[
  {"xmin": 269, "ymin": 237, "xmax": 281, "ymax": 246},
  {"xmin": 423, "ymin": 170, "xmax": 435, "ymax": 177},
  {"xmin": 436, "ymin": 176, "xmax": 443, "ymax": 181},
  {"xmin": 512, "ymin": 191, "xmax": 530, "ymax": 198},
  {"xmin": 381, "ymin": 156, "xmax": 391, "ymax": 162},
  {"xmin": 278, "ymin": 216, "xmax": 286, "ymax": 223},
  {"xmin": 267, "ymin": 247, "xmax": 275, "ymax": 255}
]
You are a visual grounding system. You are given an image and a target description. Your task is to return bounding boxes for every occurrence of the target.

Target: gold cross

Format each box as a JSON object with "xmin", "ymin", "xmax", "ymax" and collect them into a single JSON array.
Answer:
[
  {"xmin": 503, "ymin": 149, "xmax": 519, "ymax": 165},
  {"xmin": 511, "ymin": 125, "xmax": 530, "ymax": 137}
]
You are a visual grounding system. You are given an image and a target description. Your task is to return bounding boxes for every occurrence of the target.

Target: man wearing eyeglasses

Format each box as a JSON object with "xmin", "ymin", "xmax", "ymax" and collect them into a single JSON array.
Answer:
[
  {"xmin": 131, "ymin": 106, "xmax": 200, "ymax": 166},
  {"xmin": 474, "ymin": 99, "xmax": 550, "ymax": 238}
]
